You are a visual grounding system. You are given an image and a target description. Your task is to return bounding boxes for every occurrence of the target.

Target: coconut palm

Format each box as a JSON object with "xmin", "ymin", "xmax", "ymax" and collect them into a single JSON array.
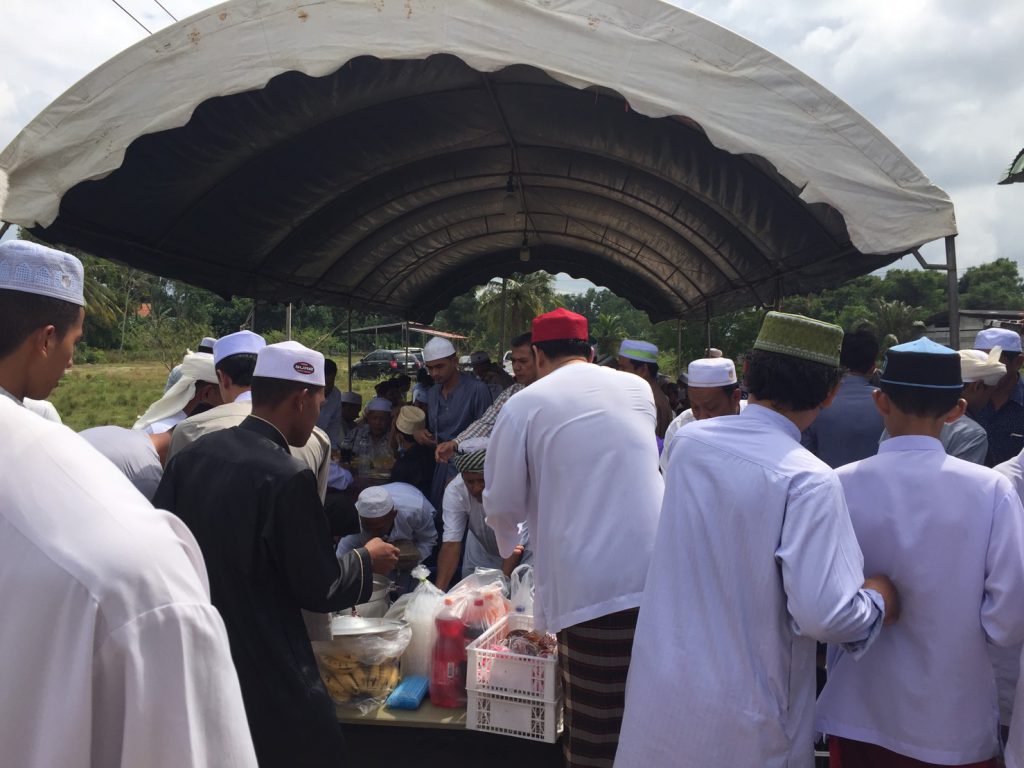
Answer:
[
  {"xmin": 592, "ymin": 313, "xmax": 627, "ymax": 358},
  {"xmin": 478, "ymin": 271, "xmax": 556, "ymax": 343}
]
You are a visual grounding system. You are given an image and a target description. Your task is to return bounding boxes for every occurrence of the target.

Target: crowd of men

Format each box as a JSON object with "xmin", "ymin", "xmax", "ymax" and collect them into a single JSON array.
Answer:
[{"xmin": 4, "ymin": 237, "xmax": 1024, "ymax": 768}]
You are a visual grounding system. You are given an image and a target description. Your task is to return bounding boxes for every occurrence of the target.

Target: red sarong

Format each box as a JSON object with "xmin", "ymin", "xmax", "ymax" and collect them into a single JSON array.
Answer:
[{"xmin": 830, "ymin": 735, "xmax": 998, "ymax": 768}]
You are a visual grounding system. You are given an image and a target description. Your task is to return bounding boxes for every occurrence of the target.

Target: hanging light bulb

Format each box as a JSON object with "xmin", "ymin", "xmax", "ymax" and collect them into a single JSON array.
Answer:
[
  {"xmin": 519, "ymin": 234, "xmax": 530, "ymax": 263},
  {"xmin": 502, "ymin": 174, "xmax": 519, "ymax": 216}
]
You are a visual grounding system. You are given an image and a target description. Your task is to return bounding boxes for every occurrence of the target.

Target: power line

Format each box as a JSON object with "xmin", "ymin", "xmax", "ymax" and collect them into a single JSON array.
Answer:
[
  {"xmin": 109, "ymin": 0, "xmax": 152, "ymax": 34},
  {"xmin": 151, "ymin": 0, "xmax": 177, "ymax": 22}
]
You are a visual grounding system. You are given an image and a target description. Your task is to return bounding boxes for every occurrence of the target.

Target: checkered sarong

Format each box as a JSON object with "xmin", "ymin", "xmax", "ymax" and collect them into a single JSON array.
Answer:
[{"xmin": 557, "ymin": 608, "xmax": 639, "ymax": 768}]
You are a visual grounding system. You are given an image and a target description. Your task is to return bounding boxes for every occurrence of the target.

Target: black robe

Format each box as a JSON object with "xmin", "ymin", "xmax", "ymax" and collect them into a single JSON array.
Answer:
[
  {"xmin": 389, "ymin": 442, "xmax": 437, "ymax": 500},
  {"xmin": 153, "ymin": 416, "xmax": 372, "ymax": 767}
]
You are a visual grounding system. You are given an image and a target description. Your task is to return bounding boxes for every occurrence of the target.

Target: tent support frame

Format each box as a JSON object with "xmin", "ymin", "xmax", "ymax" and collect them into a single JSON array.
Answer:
[{"xmin": 913, "ymin": 236, "xmax": 959, "ymax": 349}]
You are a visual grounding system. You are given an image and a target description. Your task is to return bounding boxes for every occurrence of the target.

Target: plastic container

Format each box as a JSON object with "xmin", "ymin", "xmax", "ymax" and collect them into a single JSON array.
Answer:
[
  {"xmin": 463, "ymin": 593, "xmax": 488, "ymax": 645},
  {"xmin": 429, "ymin": 599, "xmax": 467, "ymax": 708},
  {"xmin": 467, "ymin": 690, "xmax": 562, "ymax": 743},
  {"xmin": 466, "ymin": 613, "xmax": 560, "ymax": 703}
]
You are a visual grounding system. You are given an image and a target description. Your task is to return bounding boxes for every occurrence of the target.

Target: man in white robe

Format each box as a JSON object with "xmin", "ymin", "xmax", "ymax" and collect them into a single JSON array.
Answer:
[
  {"xmin": 485, "ymin": 308, "xmax": 663, "ymax": 768},
  {"xmin": 817, "ymin": 338, "xmax": 1024, "ymax": 767},
  {"xmin": 616, "ymin": 311, "xmax": 897, "ymax": 768},
  {"xmin": 0, "ymin": 240, "xmax": 256, "ymax": 767}
]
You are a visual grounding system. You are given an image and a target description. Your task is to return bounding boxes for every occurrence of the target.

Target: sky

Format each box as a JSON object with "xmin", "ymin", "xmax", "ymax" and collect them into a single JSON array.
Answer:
[{"xmin": 1, "ymin": 0, "xmax": 1022, "ymax": 295}]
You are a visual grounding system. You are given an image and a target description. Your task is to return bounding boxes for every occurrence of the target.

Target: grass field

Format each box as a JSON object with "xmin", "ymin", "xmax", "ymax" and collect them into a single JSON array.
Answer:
[{"xmin": 48, "ymin": 361, "xmax": 391, "ymax": 432}]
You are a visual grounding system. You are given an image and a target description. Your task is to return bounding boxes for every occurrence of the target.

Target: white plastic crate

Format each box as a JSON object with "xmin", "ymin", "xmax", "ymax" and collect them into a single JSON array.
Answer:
[
  {"xmin": 466, "ymin": 613, "xmax": 560, "ymax": 702},
  {"xmin": 467, "ymin": 689, "xmax": 562, "ymax": 743}
]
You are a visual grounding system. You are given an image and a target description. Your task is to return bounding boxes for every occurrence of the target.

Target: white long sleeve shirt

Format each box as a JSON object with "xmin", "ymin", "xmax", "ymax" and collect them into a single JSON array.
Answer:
[
  {"xmin": 817, "ymin": 437, "xmax": 1024, "ymax": 764},
  {"xmin": 336, "ymin": 481, "xmax": 437, "ymax": 562},
  {"xmin": 0, "ymin": 397, "xmax": 256, "ymax": 768},
  {"xmin": 616, "ymin": 404, "xmax": 884, "ymax": 768},
  {"xmin": 484, "ymin": 361, "xmax": 663, "ymax": 634}
]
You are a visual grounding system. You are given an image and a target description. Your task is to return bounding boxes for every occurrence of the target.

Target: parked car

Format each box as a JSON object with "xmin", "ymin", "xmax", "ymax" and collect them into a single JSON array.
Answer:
[{"xmin": 350, "ymin": 349, "xmax": 423, "ymax": 379}]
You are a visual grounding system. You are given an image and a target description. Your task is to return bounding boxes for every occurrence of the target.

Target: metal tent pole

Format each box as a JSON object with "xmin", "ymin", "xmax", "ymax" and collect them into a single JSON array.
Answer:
[
  {"xmin": 285, "ymin": 302, "xmax": 293, "ymax": 340},
  {"xmin": 946, "ymin": 237, "xmax": 960, "ymax": 350},
  {"xmin": 347, "ymin": 309, "xmax": 353, "ymax": 390},
  {"xmin": 499, "ymin": 277, "xmax": 508, "ymax": 356},
  {"xmin": 676, "ymin": 318, "xmax": 683, "ymax": 376}
]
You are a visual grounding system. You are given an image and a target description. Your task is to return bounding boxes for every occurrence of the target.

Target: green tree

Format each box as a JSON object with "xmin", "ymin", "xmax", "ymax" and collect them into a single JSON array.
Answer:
[
  {"xmin": 958, "ymin": 258, "xmax": 1024, "ymax": 310},
  {"xmin": 478, "ymin": 272, "xmax": 556, "ymax": 344},
  {"xmin": 592, "ymin": 313, "xmax": 627, "ymax": 357}
]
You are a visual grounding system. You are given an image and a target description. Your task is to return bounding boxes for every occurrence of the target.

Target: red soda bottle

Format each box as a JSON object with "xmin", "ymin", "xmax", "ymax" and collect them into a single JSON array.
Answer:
[{"xmin": 430, "ymin": 598, "xmax": 467, "ymax": 707}]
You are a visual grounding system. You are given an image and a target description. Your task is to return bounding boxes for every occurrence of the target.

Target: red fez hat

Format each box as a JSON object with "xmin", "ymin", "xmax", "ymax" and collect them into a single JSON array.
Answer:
[{"xmin": 532, "ymin": 308, "xmax": 589, "ymax": 343}]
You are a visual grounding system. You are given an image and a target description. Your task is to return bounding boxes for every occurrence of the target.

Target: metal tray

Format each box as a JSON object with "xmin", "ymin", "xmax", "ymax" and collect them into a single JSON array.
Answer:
[{"xmin": 329, "ymin": 615, "xmax": 408, "ymax": 637}]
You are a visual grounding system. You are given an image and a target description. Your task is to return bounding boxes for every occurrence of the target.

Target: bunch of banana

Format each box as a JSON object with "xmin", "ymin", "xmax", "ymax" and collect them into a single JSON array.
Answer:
[{"xmin": 318, "ymin": 653, "xmax": 401, "ymax": 703}]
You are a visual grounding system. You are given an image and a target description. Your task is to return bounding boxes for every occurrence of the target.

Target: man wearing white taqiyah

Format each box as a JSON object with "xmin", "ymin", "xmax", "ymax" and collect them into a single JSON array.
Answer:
[
  {"xmin": 0, "ymin": 239, "xmax": 256, "ymax": 767},
  {"xmin": 169, "ymin": 329, "xmax": 333, "ymax": 500},
  {"xmin": 336, "ymin": 484, "xmax": 438, "ymax": 573},
  {"xmin": 660, "ymin": 355, "xmax": 745, "ymax": 472},
  {"xmin": 133, "ymin": 348, "xmax": 222, "ymax": 434}
]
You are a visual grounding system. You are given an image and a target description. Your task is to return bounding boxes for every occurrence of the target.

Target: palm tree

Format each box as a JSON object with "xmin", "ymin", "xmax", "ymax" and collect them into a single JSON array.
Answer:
[
  {"xmin": 870, "ymin": 298, "xmax": 921, "ymax": 343},
  {"xmin": 478, "ymin": 271, "xmax": 556, "ymax": 344},
  {"xmin": 592, "ymin": 313, "xmax": 626, "ymax": 358}
]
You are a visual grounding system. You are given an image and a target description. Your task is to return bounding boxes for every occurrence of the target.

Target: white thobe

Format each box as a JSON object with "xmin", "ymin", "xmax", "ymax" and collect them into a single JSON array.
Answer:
[
  {"xmin": 0, "ymin": 397, "xmax": 256, "ymax": 768},
  {"xmin": 817, "ymin": 436, "xmax": 1024, "ymax": 763},
  {"xmin": 992, "ymin": 450, "xmax": 1024, "ymax": 728},
  {"xmin": 1008, "ymin": 646, "xmax": 1024, "ymax": 768},
  {"xmin": 24, "ymin": 398, "xmax": 62, "ymax": 422},
  {"xmin": 659, "ymin": 399, "xmax": 748, "ymax": 472},
  {"xmin": 142, "ymin": 409, "xmax": 186, "ymax": 435},
  {"xmin": 616, "ymin": 404, "xmax": 883, "ymax": 768},
  {"xmin": 443, "ymin": 474, "xmax": 530, "ymax": 578},
  {"xmin": 484, "ymin": 362, "xmax": 663, "ymax": 633}
]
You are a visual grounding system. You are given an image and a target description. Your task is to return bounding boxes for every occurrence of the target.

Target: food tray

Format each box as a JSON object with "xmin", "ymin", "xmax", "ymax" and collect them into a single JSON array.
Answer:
[
  {"xmin": 466, "ymin": 613, "xmax": 560, "ymax": 703},
  {"xmin": 467, "ymin": 690, "xmax": 562, "ymax": 743}
]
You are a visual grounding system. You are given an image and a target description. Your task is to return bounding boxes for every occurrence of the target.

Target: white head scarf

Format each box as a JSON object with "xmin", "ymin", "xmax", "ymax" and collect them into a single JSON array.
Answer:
[{"xmin": 132, "ymin": 352, "xmax": 217, "ymax": 431}]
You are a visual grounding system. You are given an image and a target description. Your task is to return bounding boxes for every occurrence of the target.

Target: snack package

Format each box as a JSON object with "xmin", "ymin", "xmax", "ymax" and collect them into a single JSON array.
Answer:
[{"xmin": 313, "ymin": 622, "xmax": 412, "ymax": 715}]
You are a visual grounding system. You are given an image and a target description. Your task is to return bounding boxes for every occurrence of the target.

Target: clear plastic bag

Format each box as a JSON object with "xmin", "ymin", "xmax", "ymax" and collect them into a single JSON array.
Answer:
[
  {"xmin": 446, "ymin": 568, "xmax": 510, "ymax": 629},
  {"xmin": 390, "ymin": 565, "xmax": 445, "ymax": 678},
  {"xmin": 313, "ymin": 621, "xmax": 412, "ymax": 714},
  {"xmin": 510, "ymin": 564, "xmax": 534, "ymax": 616}
]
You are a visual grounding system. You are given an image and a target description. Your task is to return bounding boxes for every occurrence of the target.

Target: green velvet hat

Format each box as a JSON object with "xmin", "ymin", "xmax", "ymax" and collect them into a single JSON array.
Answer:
[{"xmin": 753, "ymin": 311, "xmax": 843, "ymax": 367}]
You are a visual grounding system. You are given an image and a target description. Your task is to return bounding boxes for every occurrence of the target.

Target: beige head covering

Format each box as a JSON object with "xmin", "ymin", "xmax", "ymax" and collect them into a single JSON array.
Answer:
[{"xmin": 133, "ymin": 352, "xmax": 216, "ymax": 431}]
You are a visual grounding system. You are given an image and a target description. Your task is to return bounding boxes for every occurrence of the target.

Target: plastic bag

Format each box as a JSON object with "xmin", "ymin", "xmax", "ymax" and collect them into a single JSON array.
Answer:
[
  {"xmin": 393, "ymin": 565, "xmax": 445, "ymax": 678},
  {"xmin": 510, "ymin": 564, "xmax": 534, "ymax": 616},
  {"xmin": 313, "ymin": 621, "xmax": 412, "ymax": 715}
]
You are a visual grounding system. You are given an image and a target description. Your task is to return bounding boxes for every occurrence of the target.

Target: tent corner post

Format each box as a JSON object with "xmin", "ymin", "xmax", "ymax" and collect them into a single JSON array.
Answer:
[
  {"xmin": 945, "ymin": 236, "xmax": 959, "ymax": 349},
  {"xmin": 347, "ymin": 308, "xmax": 353, "ymax": 391}
]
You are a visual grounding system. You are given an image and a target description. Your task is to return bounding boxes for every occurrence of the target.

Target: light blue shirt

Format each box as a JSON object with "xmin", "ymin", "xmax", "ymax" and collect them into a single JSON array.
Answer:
[
  {"xmin": 335, "ymin": 482, "xmax": 437, "ymax": 563},
  {"xmin": 818, "ymin": 437, "xmax": 1024, "ymax": 764},
  {"xmin": 617, "ymin": 404, "xmax": 883, "ymax": 768}
]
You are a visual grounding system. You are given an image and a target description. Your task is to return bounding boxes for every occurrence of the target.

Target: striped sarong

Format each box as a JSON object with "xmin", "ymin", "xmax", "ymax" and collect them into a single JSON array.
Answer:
[
  {"xmin": 829, "ymin": 736, "xmax": 998, "ymax": 768},
  {"xmin": 557, "ymin": 608, "xmax": 639, "ymax": 768}
]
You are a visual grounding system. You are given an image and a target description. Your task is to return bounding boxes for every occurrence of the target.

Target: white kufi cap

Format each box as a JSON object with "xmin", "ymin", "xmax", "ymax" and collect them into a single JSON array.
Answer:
[
  {"xmin": 339, "ymin": 391, "xmax": 363, "ymax": 405},
  {"xmin": 355, "ymin": 487, "xmax": 395, "ymax": 519},
  {"xmin": 253, "ymin": 341, "xmax": 325, "ymax": 386},
  {"xmin": 198, "ymin": 336, "xmax": 218, "ymax": 349},
  {"xmin": 687, "ymin": 357, "xmax": 737, "ymax": 387},
  {"xmin": 975, "ymin": 327, "xmax": 1022, "ymax": 354},
  {"xmin": 0, "ymin": 240, "xmax": 84, "ymax": 306},
  {"xmin": 214, "ymin": 330, "xmax": 266, "ymax": 364},
  {"xmin": 960, "ymin": 348, "xmax": 1007, "ymax": 386},
  {"xmin": 423, "ymin": 336, "xmax": 456, "ymax": 362}
]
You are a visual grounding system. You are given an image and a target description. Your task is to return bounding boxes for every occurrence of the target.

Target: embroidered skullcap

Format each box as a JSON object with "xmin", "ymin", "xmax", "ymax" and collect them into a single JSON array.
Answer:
[
  {"xmin": 687, "ymin": 357, "xmax": 737, "ymax": 388},
  {"xmin": 366, "ymin": 396, "xmax": 393, "ymax": 412},
  {"xmin": 198, "ymin": 336, "xmax": 217, "ymax": 352},
  {"xmin": 395, "ymin": 405, "xmax": 426, "ymax": 435},
  {"xmin": 339, "ymin": 391, "xmax": 362, "ymax": 405},
  {"xmin": 753, "ymin": 311, "xmax": 843, "ymax": 367},
  {"xmin": 423, "ymin": 336, "xmax": 456, "ymax": 362},
  {"xmin": 355, "ymin": 487, "xmax": 395, "ymax": 519},
  {"xmin": 975, "ymin": 327, "xmax": 1022, "ymax": 354},
  {"xmin": 0, "ymin": 240, "xmax": 84, "ymax": 306},
  {"xmin": 532, "ymin": 308, "xmax": 588, "ymax": 343},
  {"xmin": 252, "ymin": 341, "xmax": 325, "ymax": 386},
  {"xmin": 619, "ymin": 339, "xmax": 659, "ymax": 363},
  {"xmin": 214, "ymin": 330, "xmax": 265, "ymax": 365},
  {"xmin": 879, "ymin": 337, "xmax": 962, "ymax": 389},
  {"xmin": 959, "ymin": 348, "xmax": 1006, "ymax": 386}
]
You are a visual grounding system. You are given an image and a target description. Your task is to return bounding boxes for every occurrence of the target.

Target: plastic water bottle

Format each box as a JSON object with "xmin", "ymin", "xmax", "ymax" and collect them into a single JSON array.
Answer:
[
  {"xmin": 429, "ymin": 598, "xmax": 467, "ymax": 708},
  {"xmin": 463, "ymin": 593, "xmax": 488, "ymax": 645}
]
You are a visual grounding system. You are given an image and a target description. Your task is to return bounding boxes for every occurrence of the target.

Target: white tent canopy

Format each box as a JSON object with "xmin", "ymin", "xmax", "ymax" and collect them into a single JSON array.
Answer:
[{"xmin": 0, "ymin": 0, "xmax": 957, "ymax": 322}]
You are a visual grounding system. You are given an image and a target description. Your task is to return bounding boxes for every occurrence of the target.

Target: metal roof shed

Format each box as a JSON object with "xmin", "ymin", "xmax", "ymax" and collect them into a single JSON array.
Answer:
[{"xmin": 0, "ymin": 0, "xmax": 959, "ymax": 337}]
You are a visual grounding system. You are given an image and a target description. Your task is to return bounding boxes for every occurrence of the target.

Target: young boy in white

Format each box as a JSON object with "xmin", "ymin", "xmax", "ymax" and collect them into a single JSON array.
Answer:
[{"xmin": 816, "ymin": 337, "xmax": 1024, "ymax": 767}]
